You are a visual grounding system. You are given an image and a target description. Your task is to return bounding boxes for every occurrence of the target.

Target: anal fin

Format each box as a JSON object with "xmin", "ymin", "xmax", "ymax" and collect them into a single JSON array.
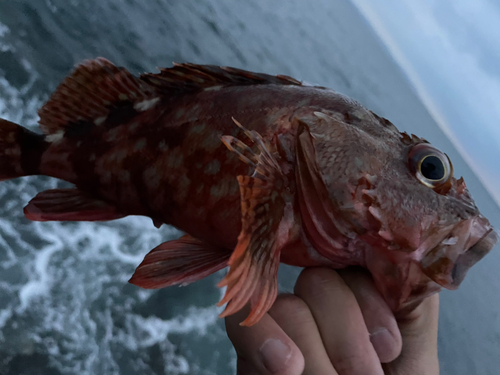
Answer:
[
  {"xmin": 218, "ymin": 119, "xmax": 297, "ymax": 326},
  {"xmin": 24, "ymin": 188, "xmax": 125, "ymax": 221},
  {"xmin": 129, "ymin": 235, "xmax": 230, "ymax": 288}
]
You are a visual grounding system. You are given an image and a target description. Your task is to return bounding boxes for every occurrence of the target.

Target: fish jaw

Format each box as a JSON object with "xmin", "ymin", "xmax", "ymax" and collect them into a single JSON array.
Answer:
[
  {"xmin": 420, "ymin": 216, "xmax": 498, "ymax": 289},
  {"xmin": 364, "ymin": 214, "xmax": 498, "ymax": 313},
  {"xmin": 365, "ymin": 250, "xmax": 443, "ymax": 313}
]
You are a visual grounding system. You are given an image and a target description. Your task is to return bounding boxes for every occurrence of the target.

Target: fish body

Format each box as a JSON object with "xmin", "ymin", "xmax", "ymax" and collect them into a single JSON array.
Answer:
[{"xmin": 0, "ymin": 58, "xmax": 497, "ymax": 325}]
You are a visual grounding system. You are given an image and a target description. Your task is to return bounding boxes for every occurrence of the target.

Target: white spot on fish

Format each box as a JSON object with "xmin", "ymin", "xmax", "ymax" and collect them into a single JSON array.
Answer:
[
  {"xmin": 313, "ymin": 111, "xmax": 333, "ymax": 122},
  {"xmin": 5, "ymin": 147, "xmax": 20, "ymax": 157},
  {"xmin": 204, "ymin": 85, "xmax": 222, "ymax": 92},
  {"xmin": 166, "ymin": 149, "xmax": 184, "ymax": 168},
  {"xmin": 143, "ymin": 166, "xmax": 162, "ymax": 189},
  {"xmin": 134, "ymin": 138, "xmax": 147, "ymax": 151},
  {"xmin": 188, "ymin": 105, "xmax": 202, "ymax": 122},
  {"xmin": 209, "ymin": 178, "xmax": 235, "ymax": 198},
  {"xmin": 129, "ymin": 122, "xmax": 140, "ymax": 131},
  {"xmin": 174, "ymin": 108, "xmax": 186, "ymax": 119},
  {"xmin": 6, "ymin": 131, "xmax": 16, "ymax": 143},
  {"xmin": 94, "ymin": 116, "xmax": 106, "ymax": 126},
  {"xmin": 134, "ymin": 97, "xmax": 160, "ymax": 112},
  {"xmin": 442, "ymin": 237, "xmax": 458, "ymax": 246},
  {"xmin": 46, "ymin": 131, "xmax": 64, "ymax": 143},
  {"xmin": 354, "ymin": 157, "xmax": 364, "ymax": 169},
  {"xmin": 105, "ymin": 127, "xmax": 121, "ymax": 142},
  {"xmin": 204, "ymin": 160, "xmax": 220, "ymax": 175},
  {"xmin": 119, "ymin": 171, "xmax": 131, "ymax": 182},
  {"xmin": 368, "ymin": 206, "xmax": 382, "ymax": 221},
  {"xmin": 310, "ymin": 132, "xmax": 325, "ymax": 140},
  {"xmin": 59, "ymin": 152, "xmax": 69, "ymax": 163},
  {"xmin": 99, "ymin": 170, "xmax": 112, "ymax": 185},
  {"xmin": 378, "ymin": 230, "xmax": 394, "ymax": 242},
  {"xmin": 190, "ymin": 124, "xmax": 206, "ymax": 135},
  {"xmin": 351, "ymin": 108, "xmax": 373, "ymax": 121},
  {"xmin": 200, "ymin": 133, "xmax": 220, "ymax": 151},
  {"xmin": 114, "ymin": 149, "xmax": 128, "ymax": 162},
  {"xmin": 158, "ymin": 140, "xmax": 168, "ymax": 151},
  {"xmin": 210, "ymin": 185, "xmax": 221, "ymax": 198},
  {"xmin": 176, "ymin": 174, "xmax": 191, "ymax": 201}
]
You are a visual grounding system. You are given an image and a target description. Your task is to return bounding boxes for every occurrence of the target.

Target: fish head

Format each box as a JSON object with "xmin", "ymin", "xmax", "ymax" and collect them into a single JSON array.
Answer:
[
  {"xmin": 297, "ymin": 109, "xmax": 498, "ymax": 311},
  {"xmin": 362, "ymin": 136, "xmax": 497, "ymax": 292}
]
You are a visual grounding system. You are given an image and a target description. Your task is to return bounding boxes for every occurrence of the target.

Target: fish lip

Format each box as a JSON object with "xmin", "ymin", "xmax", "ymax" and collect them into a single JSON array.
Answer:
[
  {"xmin": 421, "ymin": 216, "xmax": 498, "ymax": 290},
  {"xmin": 450, "ymin": 228, "xmax": 498, "ymax": 288}
]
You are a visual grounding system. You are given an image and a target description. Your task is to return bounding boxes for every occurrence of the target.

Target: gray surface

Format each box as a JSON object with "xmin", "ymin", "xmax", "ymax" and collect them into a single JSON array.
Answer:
[{"xmin": 0, "ymin": 0, "xmax": 498, "ymax": 374}]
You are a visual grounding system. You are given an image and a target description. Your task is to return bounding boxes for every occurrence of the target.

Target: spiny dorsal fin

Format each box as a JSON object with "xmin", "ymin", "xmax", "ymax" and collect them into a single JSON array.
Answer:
[
  {"xmin": 38, "ymin": 58, "xmax": 156, "ymax": 135},
  {"xmin": 140, "ymin": 63, "xmax": 302, "ymax": 93}
]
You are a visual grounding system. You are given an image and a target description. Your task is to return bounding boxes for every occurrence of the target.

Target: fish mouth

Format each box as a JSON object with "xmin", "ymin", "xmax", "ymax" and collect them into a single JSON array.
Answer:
[
  {"xmin": 421, "ymin": 216, "xmax": 498, "ymax": 289},
  {"xmin": 450, "ymin": 228, "xmax": 498, "ymax": 287}
]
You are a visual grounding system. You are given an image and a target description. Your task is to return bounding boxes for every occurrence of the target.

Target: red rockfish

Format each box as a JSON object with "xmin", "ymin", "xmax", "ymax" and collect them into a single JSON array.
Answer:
[{"xmin": 0, "ymin": 58, "xmax": 497, "ymax": 326}]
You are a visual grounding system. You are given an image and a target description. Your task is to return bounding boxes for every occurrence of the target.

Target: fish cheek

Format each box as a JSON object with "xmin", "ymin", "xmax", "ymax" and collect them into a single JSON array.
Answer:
[
  {"xmin": 368, "ymin": 177, "xmax": 437, "ymax": 250},
  {"xmin": 311, "ymin": 125, "xmax": 385, "ymax": 211}
]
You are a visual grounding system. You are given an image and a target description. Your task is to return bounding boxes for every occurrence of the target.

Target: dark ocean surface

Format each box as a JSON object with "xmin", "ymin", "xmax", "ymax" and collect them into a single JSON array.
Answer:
[{"xmin": 0, "ymin": 1, "xmax": 498, "ymax": 374}]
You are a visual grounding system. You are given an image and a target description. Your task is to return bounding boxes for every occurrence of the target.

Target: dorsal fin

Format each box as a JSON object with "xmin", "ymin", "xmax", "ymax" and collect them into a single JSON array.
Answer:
[
  {"xmin": 38, "ymin": 59, "xmax": 303, "ymax": 135},
  {"xmin": 38, "ymin": 58, "xmax": 156, "ymax": 135},
  {"xmin": 140, "ymin": 63, "xmax": 302, "ymax": 93}
]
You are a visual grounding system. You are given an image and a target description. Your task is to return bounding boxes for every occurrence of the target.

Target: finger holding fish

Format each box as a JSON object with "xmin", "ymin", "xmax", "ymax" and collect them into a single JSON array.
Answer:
[
  {"xmin": 226, "ymin": 267, "xmax": 438, "ymax": 374},
  {"xmin": 226, "ymin": 267, "xmax": 399, "ymax": 374}
]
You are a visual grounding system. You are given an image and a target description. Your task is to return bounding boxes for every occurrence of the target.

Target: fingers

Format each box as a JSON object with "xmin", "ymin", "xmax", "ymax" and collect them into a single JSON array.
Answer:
[
  {"xmin": 225, "ymin": 305, "xmax": 304, "ymax": 375},
  {"xmin": 295, "ymin": 267, "xmax": 384, "ymax": 375},
  {"xmin": 269, "ymin": 294, "xmax": 338, "ymax": 374},
  {"xmin": 226, "ymin": 267, "xmax": 432, "ymax": 375},
  {"xmin": 339, "ymin": 267, "xmax": 403, "ymax": 362},
  {"xmin": 383, "ymin": 294, "xmax": 440, "ymax": 375}
]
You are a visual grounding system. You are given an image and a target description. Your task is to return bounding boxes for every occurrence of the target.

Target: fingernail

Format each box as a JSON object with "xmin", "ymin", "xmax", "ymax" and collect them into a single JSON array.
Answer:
[
  {"xmin": 370, "ymin": 327, "xmax": 395, "ymax": 362},
  {"xmin": 259, "ymin": 338, "xmax": 292, "ymax": 374}
]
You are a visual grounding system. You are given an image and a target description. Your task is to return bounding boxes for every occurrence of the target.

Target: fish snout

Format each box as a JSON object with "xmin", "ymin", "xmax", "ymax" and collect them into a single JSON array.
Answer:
[
  {"xmin": 420, "ymin": 216, "xmax": 497, "ymax": 289},
  {"xmin": 450, "ymin": 228, "xmax": 498, "ymax": 288}
]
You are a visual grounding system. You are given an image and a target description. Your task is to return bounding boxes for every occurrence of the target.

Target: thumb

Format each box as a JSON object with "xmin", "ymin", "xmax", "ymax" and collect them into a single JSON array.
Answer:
[{"xmin": 383, "ymin": 294, "xmax": 440, "ymax": 375}]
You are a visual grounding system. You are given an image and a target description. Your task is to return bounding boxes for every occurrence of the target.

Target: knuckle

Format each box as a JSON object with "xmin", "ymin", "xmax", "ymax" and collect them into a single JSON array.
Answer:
[
  {"xmin": 333, "ymin": 353, "xmax": 377, "ymax": 375},
  {"xmin": 295, "ymin": 267, "xmax": 348, "ymax": 298},
  {"xmin": 236, "ymin": 356, "xmax": 260, "ymax": 375},
  {"xmin": 270, "ymin": 294, "xmax": 312, "ymax": 324},
  {"xmin": 274, "ymin": 293, "xmax": 305, "ymax": 309}
]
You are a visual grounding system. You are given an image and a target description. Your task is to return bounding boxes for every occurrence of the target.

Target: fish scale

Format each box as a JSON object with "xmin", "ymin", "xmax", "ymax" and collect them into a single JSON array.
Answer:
[{"xmin": 0, "ymin": 58, "xmax": 497, "ymax": 325}]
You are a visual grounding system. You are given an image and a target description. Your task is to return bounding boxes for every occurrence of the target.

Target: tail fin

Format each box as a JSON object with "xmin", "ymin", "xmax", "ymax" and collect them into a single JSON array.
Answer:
[{"xmin": 0, "ymin": 118, "xmax": 47, "ymax": 181}]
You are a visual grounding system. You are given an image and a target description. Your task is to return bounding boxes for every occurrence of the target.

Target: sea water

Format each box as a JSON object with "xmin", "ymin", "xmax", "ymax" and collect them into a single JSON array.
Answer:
[{"xmin": 0, "ymin": 1, "xmax": 499, "ymax": 374}]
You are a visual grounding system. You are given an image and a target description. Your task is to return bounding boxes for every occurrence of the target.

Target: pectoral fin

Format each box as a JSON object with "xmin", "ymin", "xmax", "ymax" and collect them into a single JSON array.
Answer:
[{"xmin": 219, "ymin": 119, "xmax": 296, "ymax": 326}]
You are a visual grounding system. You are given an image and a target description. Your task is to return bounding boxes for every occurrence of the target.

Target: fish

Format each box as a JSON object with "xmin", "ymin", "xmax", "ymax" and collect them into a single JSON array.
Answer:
[{"xmin": 0, "ymin": 58, "xmax": 497, "ymax": 326}]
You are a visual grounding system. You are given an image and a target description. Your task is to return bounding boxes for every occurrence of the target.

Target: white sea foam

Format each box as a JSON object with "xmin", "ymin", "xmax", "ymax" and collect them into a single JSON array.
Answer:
[
  {"xmin": 18, "ymin": 224, "xmax": 63, "ymax": 310},
  {"xmin": 0, "ymin": 23, "xmax": 8, "ymax": 36}
]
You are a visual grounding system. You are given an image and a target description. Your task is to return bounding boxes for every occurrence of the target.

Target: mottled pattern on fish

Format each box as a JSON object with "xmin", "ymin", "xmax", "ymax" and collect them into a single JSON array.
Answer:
[{"xmin": 0, "ymin": 58, "xmax": 496, "ymax": 325}]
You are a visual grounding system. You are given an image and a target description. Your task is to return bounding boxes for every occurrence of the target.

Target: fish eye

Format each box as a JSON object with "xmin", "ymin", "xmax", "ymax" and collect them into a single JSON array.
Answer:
[
  {"xmin": 408, "ymin": 143, "xmax": 453, "ymax": 193},
  {"xmin": 421, "ymin": 155, "xmax": 445, "ymax": 180}
]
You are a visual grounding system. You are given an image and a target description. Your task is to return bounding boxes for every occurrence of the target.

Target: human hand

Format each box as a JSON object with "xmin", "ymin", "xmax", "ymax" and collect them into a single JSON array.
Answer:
[{"xmin": 225, "ymin": 267, "xmax": 439, "ymax": 374}]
